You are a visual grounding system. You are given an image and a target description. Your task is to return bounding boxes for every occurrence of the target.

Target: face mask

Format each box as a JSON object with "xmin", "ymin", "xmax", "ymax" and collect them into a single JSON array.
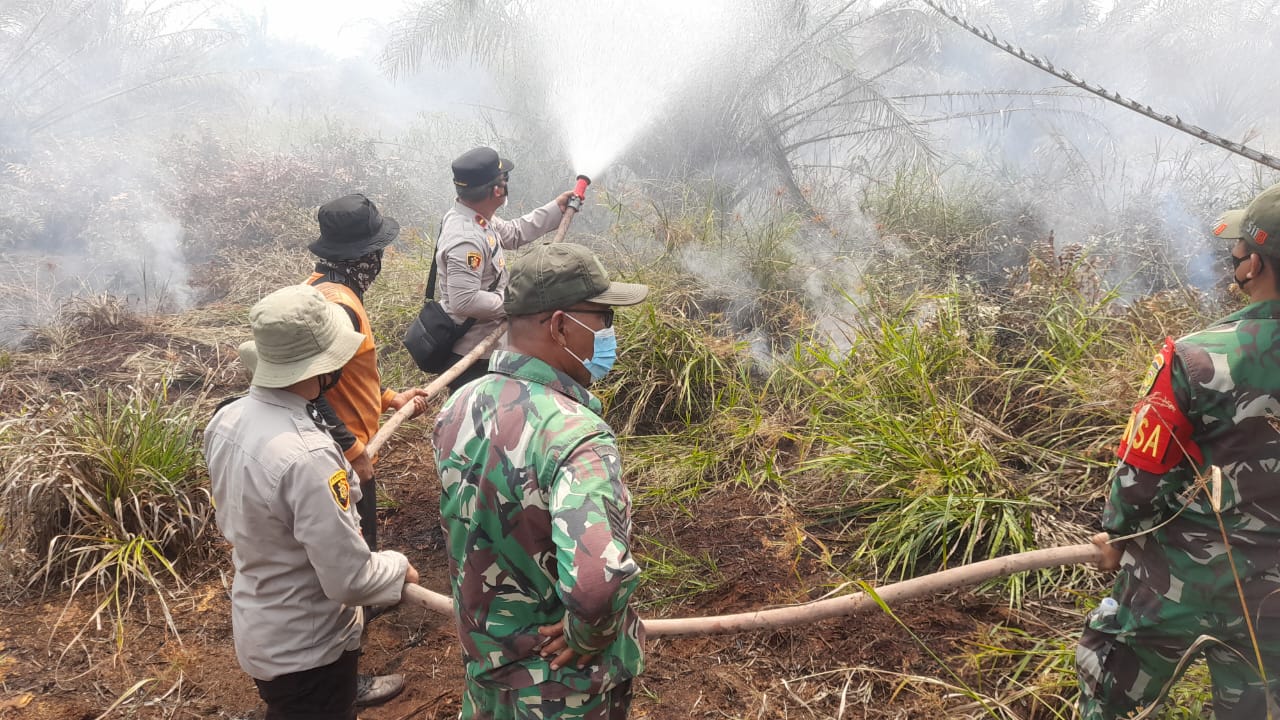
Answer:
[
  {"xmin": 1231, "ymin": 251, "xmax": 1260, "ymax": 289},
  {"xmin": 316, "ymin": 368, "xmax": 344, "ymax": 398},
  {"xmin": 562, "ymin": 312, "xmax": 617, "ymax": 382}
]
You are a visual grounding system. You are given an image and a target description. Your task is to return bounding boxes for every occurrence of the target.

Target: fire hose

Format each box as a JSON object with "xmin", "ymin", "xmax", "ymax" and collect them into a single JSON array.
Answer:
[
  {"xmin": 370, "ymin": 172, "xmax": 592, "ymax": 459},
  {"xmin": 373, "ymin": 327, "xmax": 1102, "ymax": 632},
  {"xmin": 370, "ymin": 184, "xmax": 1103, "ymax": 636},
  {"xmin": 399, "ymin": 543, "xmax": 1102, "ymax": 637},
  {"xmin": 365, "ymin": 322, "xmax": 508, "ymax": 459},
  {"xmin": 378, "ymin": 340, "xmax": 1101, "ymax": 633}
]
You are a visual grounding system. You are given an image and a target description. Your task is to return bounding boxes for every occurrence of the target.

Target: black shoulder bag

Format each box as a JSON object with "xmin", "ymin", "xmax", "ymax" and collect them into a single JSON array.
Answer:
[{"xmin": 402, "ymin": 240, "xmax": 496, "ymax": 374}]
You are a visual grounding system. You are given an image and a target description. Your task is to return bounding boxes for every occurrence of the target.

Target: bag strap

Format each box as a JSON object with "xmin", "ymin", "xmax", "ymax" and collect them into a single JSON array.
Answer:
[
  {"xmin": 425, "ymin": 220, "xmax": 444, "ymax": 301},
  {"xmin": 308, "ymin": 267, "xmax": 347, "ymax": 288}
]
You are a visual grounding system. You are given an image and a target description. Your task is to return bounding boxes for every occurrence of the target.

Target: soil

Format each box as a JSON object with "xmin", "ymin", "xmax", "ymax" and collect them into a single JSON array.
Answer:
[{"xmin": 0, "ymin": 329, "xmax": 1071, "ymax": 720}]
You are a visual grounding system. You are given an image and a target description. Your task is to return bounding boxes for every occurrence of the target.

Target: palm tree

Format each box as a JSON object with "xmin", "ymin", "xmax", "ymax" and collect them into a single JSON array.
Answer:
[{"xmin": 0, "ymin": 0, "xmax": 231, "ymax": 155}]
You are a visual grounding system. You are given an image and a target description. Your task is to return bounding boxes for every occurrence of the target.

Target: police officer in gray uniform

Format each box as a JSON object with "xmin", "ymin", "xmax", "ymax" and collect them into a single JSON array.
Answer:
[
  {"xmin": 437, "ymin": 146, "xmax": 574, "ymax": 390},
  {"xmin": 204, "ymin": 285, "xmax": 420, "ymax": 720}
]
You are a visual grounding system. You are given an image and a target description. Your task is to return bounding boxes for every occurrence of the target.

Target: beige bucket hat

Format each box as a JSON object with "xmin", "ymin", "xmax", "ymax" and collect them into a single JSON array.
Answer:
[{"xmin": 238, "ymin": 285, "xmax": 365, "ymax": 388}]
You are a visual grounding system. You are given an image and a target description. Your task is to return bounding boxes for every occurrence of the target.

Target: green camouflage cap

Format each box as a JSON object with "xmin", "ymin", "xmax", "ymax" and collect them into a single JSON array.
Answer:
[
  {"xmin": 504, "ymin": 242, "xmax": 648, "ymax": 315},
  {"xmin": 1212, "ymin": 183, "xmax": 1280, "ymax": 257}
]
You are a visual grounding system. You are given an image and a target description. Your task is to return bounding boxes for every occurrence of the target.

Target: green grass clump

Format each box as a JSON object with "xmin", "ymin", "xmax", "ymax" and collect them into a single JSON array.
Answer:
[
  {"xmin": 0, "ymin": 382, "xmax": 212, "ymax": 647},
  {"xmin": 965, "ymin": 621, "xmax": 1217, "ymax": 719},
  {"xmin": 598, "ymin": 301, "xmax": 751, "ymax": 435},
  {"xmin": 633, "ymin": 535, "xmax": 726, "ymax": 611},
  {"xmin": 785, "ymin": 293, "xmax": 1054, "ymax": 600}
]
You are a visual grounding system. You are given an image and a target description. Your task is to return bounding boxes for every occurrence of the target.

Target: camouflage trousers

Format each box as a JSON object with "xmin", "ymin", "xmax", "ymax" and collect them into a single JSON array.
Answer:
[
  {"xmin": 460, "ymin": 678, "xmax": 632, "ymax": 720},
  {"xmin": 1076, "ymin": 595, "xmax": 1280, "ymax": 719}
]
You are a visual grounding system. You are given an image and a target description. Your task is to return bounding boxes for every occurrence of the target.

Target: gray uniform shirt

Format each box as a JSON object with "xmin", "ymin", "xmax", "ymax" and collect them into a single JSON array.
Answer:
[
  {"xmin": 204, "ymin": 386, "xmax": 409, "ymax": 681},
  {"xmin": 437, "ymin": 199, "xmax": 563, "ymax": 356}
]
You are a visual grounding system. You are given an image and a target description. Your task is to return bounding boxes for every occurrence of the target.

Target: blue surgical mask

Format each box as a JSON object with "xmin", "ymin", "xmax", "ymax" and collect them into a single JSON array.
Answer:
[{"xmin": 563, "ymin": 312, "xmax": 618, "ymax": 381}]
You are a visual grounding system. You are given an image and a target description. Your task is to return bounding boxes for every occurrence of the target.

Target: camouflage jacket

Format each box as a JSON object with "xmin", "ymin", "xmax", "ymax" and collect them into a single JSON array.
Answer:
[
  {"xmin": 432, "ymin": 349, "xmax": 644, "ymax": 693},
  {"xmin": 1105, "ymin": 300, "xmax": 1280, "ymax": 622}
]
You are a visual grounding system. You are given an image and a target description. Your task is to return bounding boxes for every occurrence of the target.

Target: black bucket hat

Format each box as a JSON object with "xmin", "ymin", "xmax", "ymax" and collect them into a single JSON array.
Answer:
[{"xmin": 308, "ymin": 193, "xmax": 400, "ymax": 261}]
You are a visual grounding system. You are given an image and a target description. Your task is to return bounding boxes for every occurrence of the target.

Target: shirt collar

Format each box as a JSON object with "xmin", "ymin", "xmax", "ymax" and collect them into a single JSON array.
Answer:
[
  {"xmin": 452, "ymin": 200, "xmax": 490, "ymax": 227},
  {"xmin": 488, "ymin": 349, "xmax": 602, "ymax": 414},
  {"xmin": 249, "ymin": 385, "xmax": 312, "ymax": 413}
]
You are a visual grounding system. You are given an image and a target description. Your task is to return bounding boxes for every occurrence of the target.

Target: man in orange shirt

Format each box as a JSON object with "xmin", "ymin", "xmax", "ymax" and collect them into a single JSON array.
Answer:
[{"xmin": 305, "ymin": 193, "xmax": 429, "ymax": 707}]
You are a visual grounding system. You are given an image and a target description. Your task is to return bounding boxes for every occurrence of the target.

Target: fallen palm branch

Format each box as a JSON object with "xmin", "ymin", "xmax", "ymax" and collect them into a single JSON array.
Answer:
[
  {"xmin": 921, "ymin": 0, "xmax": 1280, "ymax": 173},
  {"xmin": 366, "ymin": 321, "xmax": 508, "ymax": 459},
  {"xmin": 400, "ymin": 543, "xmax": 1101, "ymax": 637}
]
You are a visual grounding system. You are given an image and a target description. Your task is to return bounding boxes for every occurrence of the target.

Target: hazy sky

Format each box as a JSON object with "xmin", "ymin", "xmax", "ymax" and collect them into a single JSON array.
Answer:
[
  {"xmin": 219, "ymin": 0, "xmax": 413, "ymax": 57},
  {"xmin": 212, "ymin": 1, "xmax": 1120, "ymax": 60}
]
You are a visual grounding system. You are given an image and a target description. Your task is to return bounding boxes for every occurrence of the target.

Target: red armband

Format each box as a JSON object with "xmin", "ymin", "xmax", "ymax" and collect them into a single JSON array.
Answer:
[{"xmin": 1116, "ymin": 338, "xmax": 1203, "ymax": 473}]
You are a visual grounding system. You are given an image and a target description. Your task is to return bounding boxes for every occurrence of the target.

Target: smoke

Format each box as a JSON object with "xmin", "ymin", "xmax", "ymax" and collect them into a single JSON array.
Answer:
[
  {"xmin": 0, "ymin": 0, "xmax": 501, "ymax": 345},
  {"xmin": 4, "ymin": 0, "xmax": 1277, "ymax": 351},
  {"xmin": 873, "ymin": 0, "xmax": 1280, "ymax": 291}
]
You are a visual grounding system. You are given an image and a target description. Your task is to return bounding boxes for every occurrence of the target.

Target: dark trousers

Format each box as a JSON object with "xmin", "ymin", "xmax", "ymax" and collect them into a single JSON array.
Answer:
[
  {"xmin": 356, "ymin": 474, "xmax": 377, "ymax": 552},
  {"xmin": 446, "ymin": 355, "xmax": 491, "ymax": 392},
  {"xmin": 255, "ymin": 650, "xmax": 358, "ymax": 720}
]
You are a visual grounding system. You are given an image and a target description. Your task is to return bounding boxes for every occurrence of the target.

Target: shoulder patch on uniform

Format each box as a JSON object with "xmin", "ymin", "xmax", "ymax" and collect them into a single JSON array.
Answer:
[
  {"xmin": 604, "ymin": 495, "xmax": 631, "ymax": 546},
  {"xmin": 1139, "ymin": 345, "xmax": 1168, "ymax": 395},
  {"xmin": 1117, "ymin": 337, "xmax": 1203, "ymax": 473},
  {"xmin": 466, "ymin": 251, "xmax": 482, "ymax": 270},
  {"xmin": 328, "ymin": 469, "xmax": 351, "ymax": 511},
  {"xmin": 591, "ymin": 445, "xmax": 620, "ymax": 465}
]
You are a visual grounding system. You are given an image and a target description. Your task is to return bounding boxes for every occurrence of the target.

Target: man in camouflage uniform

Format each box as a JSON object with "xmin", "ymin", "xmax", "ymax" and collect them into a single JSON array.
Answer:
[
  {"xmin": 1077, "ymin": 183, "xmax": 1280, "ymax": 718},
  {"xmin": 435, "ymin": 147, "xmax": 574, "ymax": 391},
  {"xmin": 432, "ymin": 242, "xmax": 649, "ymax": 719}
]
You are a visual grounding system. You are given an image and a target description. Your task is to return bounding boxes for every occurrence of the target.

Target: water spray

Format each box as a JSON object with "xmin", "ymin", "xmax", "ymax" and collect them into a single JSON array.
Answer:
[{"xmin": 551, "ymin": 174, "xmax": 591, "ymax": 243}]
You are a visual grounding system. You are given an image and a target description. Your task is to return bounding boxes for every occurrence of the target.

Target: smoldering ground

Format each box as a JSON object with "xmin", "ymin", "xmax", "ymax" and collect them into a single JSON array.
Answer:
[{"xmin": 2, "ymin": 0, "xmax": 1277, "ymax": 339}]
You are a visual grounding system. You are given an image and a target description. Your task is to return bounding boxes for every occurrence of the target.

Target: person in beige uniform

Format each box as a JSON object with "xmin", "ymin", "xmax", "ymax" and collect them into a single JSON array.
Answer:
[
  {"xmin": 437, "ymin": 146, "xmax": 574, "ymax": 390},
  {"xmin": 204, "ymin": 284, "xmax": 419, "ymax": 720}
]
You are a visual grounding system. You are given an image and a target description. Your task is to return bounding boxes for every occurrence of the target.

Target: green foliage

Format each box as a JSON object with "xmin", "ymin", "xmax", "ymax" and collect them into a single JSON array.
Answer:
[
  {"xmin": 597, "ymin": 301, "xmax": 750, "ymax": 435},
  {"xmin": 965, "ymin": 624, "xmax": 1079, "ymax": 718},
  {"xmin": 786, "ymin": 295, "xmax": 1048, "ymax": 600},
  {"xmin": 966, "ymin": 622, "xmax": 1217, "ymax": 719},
  {"xmin": 365, "ymin": 228, "xmax": 436, "ymax": 391},
  {"xmin": 0, "ymin": 382, "xmax": 212, "ymax": 647},
  {"xmin": 633, "ymin": 535, "xmax": 726, "ymax": 611}
]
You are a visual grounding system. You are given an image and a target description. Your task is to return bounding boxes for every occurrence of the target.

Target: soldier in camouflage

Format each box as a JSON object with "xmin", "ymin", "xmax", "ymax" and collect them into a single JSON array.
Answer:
[
  {"xmin": 1077, "ymin": 183, "xmax": 1280, "ymax": 718},
  {"xmin": 432, "ymin": 242, "xmax": 649, "ymax": 719}
]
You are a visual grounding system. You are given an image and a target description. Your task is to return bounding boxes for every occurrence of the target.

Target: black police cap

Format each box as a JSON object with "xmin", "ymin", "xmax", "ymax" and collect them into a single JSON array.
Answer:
[{"xmin": 452, "ymin": 147, "xmax": 514, "ymax": 188}]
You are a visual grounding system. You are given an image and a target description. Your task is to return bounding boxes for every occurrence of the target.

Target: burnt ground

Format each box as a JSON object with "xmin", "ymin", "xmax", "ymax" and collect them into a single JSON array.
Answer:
[
  {"xmin": 0, "ymin": 328, "xmax": 1073, "ymax": 720},
  {"xmin": 0, "ymin": 436, "xmax": 1044, "ymax": 720}
]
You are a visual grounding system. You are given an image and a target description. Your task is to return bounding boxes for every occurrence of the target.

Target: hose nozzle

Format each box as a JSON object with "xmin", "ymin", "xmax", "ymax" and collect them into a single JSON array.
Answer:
[
  {"xmin": 552, "ymin": 174, "xmax": 592, "ymax": 243},
  {"xmin": 568, "ymin": 174, "xmax": 591, "ymax": 211}
]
